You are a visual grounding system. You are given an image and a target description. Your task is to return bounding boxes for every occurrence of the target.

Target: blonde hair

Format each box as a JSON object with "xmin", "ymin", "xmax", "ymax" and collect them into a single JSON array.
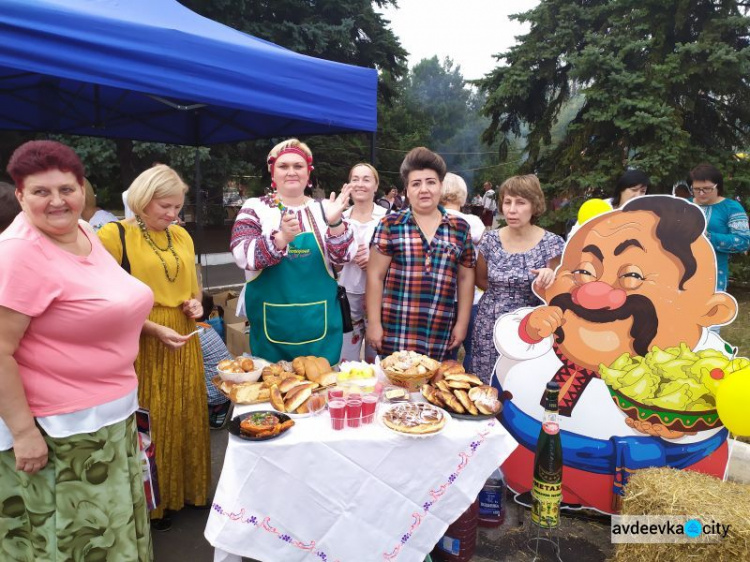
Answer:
[
  {"xmin": 440, "ymin": 172, "xmax": 468, "ymax": 206},
  {"xmin": 499, "ymin": 174, "xmax": 546, "ymax": 217},
  {"xmin": 267, "ymin": 138, "xmax": 313, "ymax": 171},
  {"xmin": 83, "ymin": 177, "xmax": 96, "ymax": 210},
  {"xmin": 126, "ymin": 165, "xmax": 188, "ymax": 216},
  {"xmin": 349, "ymin": 163, "xmax": 379, "ymax": 185}
]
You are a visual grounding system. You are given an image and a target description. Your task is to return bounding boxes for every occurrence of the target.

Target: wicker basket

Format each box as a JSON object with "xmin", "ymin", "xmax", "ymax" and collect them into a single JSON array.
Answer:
[{"xmin": 382, "ymin": 368, "xmax": 436, "ymax": 393}]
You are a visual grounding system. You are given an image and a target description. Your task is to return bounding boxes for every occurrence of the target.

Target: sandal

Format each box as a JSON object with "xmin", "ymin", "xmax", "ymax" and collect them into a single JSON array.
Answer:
[{"xmin": 209, "ymin": 401, "xmax": 232, "ymax": 430}]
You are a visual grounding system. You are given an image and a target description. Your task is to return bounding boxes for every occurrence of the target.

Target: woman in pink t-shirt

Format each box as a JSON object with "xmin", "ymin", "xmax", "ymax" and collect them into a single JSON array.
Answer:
[{"xmin": 0, "ymin": 141, "xmax": 160, "ymax": 561}]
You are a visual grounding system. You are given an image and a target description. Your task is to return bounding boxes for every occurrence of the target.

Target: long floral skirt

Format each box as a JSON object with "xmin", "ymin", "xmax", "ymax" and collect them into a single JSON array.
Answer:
[
  {"xmin": 0, "ymin": 415, "xmax": 153, "ymax": 561},
  {"xmin": 136, "ymin": 306, "xmax": 210, "ymax": 519}
]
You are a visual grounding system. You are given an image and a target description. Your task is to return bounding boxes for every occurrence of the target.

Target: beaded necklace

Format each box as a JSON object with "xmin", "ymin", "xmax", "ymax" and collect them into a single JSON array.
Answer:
[{"xmin": 135, "ymin": 215, "xmax": 181, "ymax": 283}]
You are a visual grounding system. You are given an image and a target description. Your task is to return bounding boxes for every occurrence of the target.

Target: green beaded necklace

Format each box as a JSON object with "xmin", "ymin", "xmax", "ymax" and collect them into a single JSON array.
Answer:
[{"xmin": 136, "ymin": 215, "xmax": 181, "ymax": 283}]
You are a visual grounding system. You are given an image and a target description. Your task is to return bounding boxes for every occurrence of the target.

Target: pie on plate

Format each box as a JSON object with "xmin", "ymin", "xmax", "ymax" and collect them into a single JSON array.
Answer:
[{"xmin": 381, "ymin": 403, "xmax": 447, "ymax": 435}]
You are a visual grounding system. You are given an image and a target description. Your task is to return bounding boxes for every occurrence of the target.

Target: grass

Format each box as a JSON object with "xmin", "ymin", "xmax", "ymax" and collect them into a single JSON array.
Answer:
[{"xmin": 721, "ymin": 287, "xmax": 750, "ymax": 356}]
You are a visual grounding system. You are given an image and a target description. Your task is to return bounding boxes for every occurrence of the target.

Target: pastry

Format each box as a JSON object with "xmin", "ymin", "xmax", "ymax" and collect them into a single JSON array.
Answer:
[
  {"xmin": 269, "ymin": 384, "xmax": 285, "ymax": 412},
  {"xmin": 454, "ymin": 389, "xmax": 479, "ymax": 415},
  {"xmin": 239, "ymin": 357, "xmax": 255, "ymax": 372},
  {"xmin": 284, "ymin": 386, "xmax": 312, "ymax": 412},
  {"xmin": 438, "ymin": 390, "xmax": 465, "ymax": 414},
  {"xmin": 437, "ymin": 360, "xmax": 465, "ymax": 376},
  {"xmin": 468, "ymin": 385, "xmax": 498, "ymax": 402},
  {"xmin": 444, "ymin": 373, "xmax": 483, "ymax": 386},
  {"xmin": 382, "ymin": 403, "xmax": 446, "ymax": 435}
]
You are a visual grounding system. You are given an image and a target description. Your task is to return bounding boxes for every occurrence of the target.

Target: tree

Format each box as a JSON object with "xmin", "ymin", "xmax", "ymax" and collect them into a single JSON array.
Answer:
[
  {"xmin": 477, "ymin": 0, "xmax": 750, "ymax": 199},
  {"xmin": 376, "ymin": 56, "xmax": 509, "ymax": 193}
]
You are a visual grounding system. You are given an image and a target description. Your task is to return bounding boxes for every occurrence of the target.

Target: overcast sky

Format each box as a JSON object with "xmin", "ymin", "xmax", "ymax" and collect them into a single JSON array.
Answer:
[{"xmin": 377, "ymin": 0, "xmax": 541, "ymax": 80}]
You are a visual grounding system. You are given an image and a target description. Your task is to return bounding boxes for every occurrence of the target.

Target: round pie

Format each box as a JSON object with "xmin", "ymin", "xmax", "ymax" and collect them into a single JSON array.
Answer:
[{"xmin": 382, "ymin": 403, "xmax": 447, "ymax": 435}]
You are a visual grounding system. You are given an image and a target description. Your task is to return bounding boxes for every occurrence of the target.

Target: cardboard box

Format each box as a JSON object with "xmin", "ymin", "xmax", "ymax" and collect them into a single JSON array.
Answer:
[
  {"xmin": 212, "ymin": 290, "xmax": 239, "ymax": 310},
  {"xmin": 226, "ymin": 322, "xmax": 251, "ymax": 356},
  {"xmin": 224, "ymin": 297, "xmax": 245, "ymax": 325}
]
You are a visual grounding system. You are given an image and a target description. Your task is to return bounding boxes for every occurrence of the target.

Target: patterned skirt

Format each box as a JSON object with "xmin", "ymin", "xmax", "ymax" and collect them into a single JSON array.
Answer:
[
  {"xmin": 136, "ymin": 306, "xmax": 210, "ymax": 519},
  {"xmin": 0, "ymin": 415, "xmax": 153, "ymax": 561}
]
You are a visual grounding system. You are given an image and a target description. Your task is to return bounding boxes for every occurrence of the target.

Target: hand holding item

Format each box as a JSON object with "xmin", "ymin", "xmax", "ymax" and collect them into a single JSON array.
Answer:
[
  {"xmin": 278, "ymin": 211, "xmax": 302, "ymax": 247},
  {"xmin": 13, "ymin": 426, "xmax": 49, "ymax": 474},
  {"xmin": 325, "ymin": 183, "xmax": 353, "ymax": 226},
  {"xmin": 531, "ymin": 268, "xmax": 555, "ymax": 291},
  {"xmin": 182, "ymin": 298, "xmax": 203, "ymax": 319},
  {"xmin": 154, "ymin": 324, "xmax": 191, "ymax": 350},
  {"xmin": 525, "ymin": 306, "xmax": 565, "ymax": 340}
]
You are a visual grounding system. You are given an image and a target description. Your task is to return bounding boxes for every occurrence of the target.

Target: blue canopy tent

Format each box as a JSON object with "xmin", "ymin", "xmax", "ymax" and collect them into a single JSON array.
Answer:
[
  {"xmin": 0, "ymin": 0, "xmax": 378, "ymax": 144},
  {"xmin": 0, "ymin": 0, "xmax": 378, "ymax": 269}
]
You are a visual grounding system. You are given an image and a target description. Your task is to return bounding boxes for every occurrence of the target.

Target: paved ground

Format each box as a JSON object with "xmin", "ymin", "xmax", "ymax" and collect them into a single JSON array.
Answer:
[{"xmin": 152, "ymin": 427, "xmax": 614, "ymax": 562}]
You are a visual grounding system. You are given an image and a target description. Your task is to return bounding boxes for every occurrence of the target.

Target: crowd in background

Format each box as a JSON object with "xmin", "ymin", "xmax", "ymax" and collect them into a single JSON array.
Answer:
[{"xmin": 0, "ymin": 137, "xmax": 749, "ymax": 559}]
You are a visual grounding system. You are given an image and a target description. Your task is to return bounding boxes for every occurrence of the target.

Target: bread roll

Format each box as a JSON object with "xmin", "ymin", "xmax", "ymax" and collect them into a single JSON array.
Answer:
[
  {"xmin": 269, "ymin": 384, "xmax": 285, "ymax": 412},
  {"xmin": 438, "ymin": 360, "xmax": 465, "ymax": 376},
  {"xmin": 475, "ymin": 398, "xmax": 501, "ymax": 415},
  {"xmin": 445, "ymin": 373, "xmax": 482, "ymax": 386},
  {"xmin": 304, "ymin": 358, "xmax": 321, "ymax": 383},
  {"xmin": 315, "ymin": 357, "xmax": 331, "ymax": 374},
  {"xmin": 446, "ymin": 380, "xmax": 471, "ymax": 390},
  {"xmin": 285, "ymin": 386, "xmax": 312, "ymax": 412},
  {"xmin": 296, "ymin": 398, "xmax": 311, "ymax": 414},
  {"xmin": 279, "ymin": 376, "xmax": 304, "ymax": 394},
  {"xmin": 317, "ymin": 372, "xmax": 338, "ymax": 387},
  {"xmin": 468, "ymin": 385, "xmax": 498, "ymax": 402},
  {"xmin": 439, "ymin": 390, "xmax": 465, "ymax": 414},
  {"xmin": 292, "ymin": 357, "xmax": 306, "ymax": 376},
  {"xmin": 231, "ymin": 382, "xmax": 263, "ymax": 404},
  {"xmin": 284, "ymin": 382, "xmax": 314, "ymax": 403},
  {"xmin": 454, "ymin": 389, "xmax": 478, "ymax": 415},
  {"xmin": 239, "ymin": 357, "xmax": 255, "ymax": 372},
  {"xmin": 217, "ymin": 359, "xmax": 235, "ymax": 371}
]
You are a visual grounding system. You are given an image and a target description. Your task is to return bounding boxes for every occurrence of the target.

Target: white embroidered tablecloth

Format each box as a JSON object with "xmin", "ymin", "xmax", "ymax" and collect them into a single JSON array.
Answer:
[{"xmin": 204, "ymin": 403, "xmax": 517, "ymax": 562}]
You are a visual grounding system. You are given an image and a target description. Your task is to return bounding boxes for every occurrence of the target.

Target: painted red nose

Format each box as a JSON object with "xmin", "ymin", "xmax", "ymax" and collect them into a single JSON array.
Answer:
[{"xmin": 571, "ymin": 281, "xmax": 627, "ymax": 310}]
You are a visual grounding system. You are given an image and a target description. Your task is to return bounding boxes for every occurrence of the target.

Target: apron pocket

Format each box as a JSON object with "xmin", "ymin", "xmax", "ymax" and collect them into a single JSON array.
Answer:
[{"xmin": 263, "ymin": 300, "xmax": 328, "ymax": 345}]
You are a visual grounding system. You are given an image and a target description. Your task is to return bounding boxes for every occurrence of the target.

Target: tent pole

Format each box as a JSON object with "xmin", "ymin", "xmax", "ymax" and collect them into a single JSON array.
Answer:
[
  {"xmin": 369, "ymin": 131, "xmax": 376, "ymax": 165},
  {"xmin": 193, "ymin": 110, "xmax": 206, "ymax": 290}
]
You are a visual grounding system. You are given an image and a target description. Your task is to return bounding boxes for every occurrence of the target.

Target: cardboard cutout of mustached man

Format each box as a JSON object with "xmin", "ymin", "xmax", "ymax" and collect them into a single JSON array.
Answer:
[{"xmin": 493, "ymin": 195, "xmax": 738, "ymax": 514}]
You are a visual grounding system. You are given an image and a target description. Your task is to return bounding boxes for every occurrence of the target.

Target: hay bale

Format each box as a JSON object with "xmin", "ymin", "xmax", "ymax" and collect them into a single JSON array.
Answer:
[{"xmin": 614, "ymin": 467, "xmax": 750, "ymax": 562}]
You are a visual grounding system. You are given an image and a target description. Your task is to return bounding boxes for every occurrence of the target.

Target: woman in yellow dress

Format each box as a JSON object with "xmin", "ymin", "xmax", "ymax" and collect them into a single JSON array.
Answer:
[{"xmin": 98, "ymin": 165, "xmax": 209, "ymax": 530}]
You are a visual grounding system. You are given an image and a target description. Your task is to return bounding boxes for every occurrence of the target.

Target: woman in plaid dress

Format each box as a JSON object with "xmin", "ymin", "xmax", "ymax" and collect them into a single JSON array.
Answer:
[{"xmin": 366, "ymin": 147, "xmax": 476, "ymax": 361}]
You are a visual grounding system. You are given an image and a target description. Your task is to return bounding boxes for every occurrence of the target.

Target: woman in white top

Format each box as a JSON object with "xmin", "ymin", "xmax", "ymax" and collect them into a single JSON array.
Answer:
[
  {"xmin": 339, "ymin": 163, "xmax": 386, "ymax": 362},
  {"xmin": 230, "ymin": 139, "xmax": 356, "ymax": 364},
  {"xmin": 440, "ymin": 172, "xmax": 486, "ymax": 368}
]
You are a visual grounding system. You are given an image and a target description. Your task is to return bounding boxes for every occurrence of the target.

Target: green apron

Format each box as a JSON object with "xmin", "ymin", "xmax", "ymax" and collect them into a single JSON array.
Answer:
[{"xmin": 245, "ymin": 229, "xmax": 343, "ymax": 364}]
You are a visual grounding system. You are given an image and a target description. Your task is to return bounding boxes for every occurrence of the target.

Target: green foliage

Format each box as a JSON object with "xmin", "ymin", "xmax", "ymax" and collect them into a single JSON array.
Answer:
[{"xmin": 477, "ymin": 0, "xmax": 750, "ymax": 201}]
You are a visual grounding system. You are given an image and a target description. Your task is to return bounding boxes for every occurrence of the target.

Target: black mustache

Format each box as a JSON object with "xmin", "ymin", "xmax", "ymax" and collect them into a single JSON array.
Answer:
[{"xmin": 549, "ymin": 292, "xmax": 658, "ymax": 357}]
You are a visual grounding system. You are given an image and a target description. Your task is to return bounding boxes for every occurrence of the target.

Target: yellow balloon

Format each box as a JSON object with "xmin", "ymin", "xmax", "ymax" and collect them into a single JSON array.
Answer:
[
  {"xmin": 577, "ymin": 198, "xmax": 613, "ymax": 225},
  {"xmin": 716, "ymin": 370, "xmax": 750, "ymax": 436}
]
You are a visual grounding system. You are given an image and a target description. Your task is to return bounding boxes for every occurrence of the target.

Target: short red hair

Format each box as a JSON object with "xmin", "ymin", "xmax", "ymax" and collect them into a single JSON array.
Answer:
[{"xmin": 7, "ymin": 140, "xmax": 85, "ymax": 191}]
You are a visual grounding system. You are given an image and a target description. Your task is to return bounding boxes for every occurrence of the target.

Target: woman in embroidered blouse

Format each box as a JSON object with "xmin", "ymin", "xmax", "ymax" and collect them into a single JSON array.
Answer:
[
  {"xmin": 471, "ymin": 174, "xmax": 565, "ymax": 384},
  {"xmin": 366, "ymin": 147, "xmax": 476, "ymax": 361},
  {"xmin": 339, "ymin": 163, "xmax": 386, "ymax": 363},
  {"xmin": 0, "ymin": 140, "xmax": 153, "ymax": 559},
  {"xmin": 98, "ymin": 165, "xmax": 208, "ymax": 530},
  {"xmin": 230, "ymin": 138, "xmax": 355, "ymax": 364},
  {"xmin": 689, "ymin": 163, "xmax": 750, "ymax": 293}
]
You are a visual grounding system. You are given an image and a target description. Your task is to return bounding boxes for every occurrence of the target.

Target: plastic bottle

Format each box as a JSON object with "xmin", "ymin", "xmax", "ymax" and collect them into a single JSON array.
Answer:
[
  {"xmin": 477, "ymin": 467, "xmax": 506, "ymax": 527},
  {"xmin": 431, "ymin": 499, "xmax": 478, "ymax": 562}
]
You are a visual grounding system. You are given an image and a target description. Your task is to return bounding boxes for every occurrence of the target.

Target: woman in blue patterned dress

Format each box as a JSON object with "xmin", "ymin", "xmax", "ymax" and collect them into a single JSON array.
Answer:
[
  {"xmin": 689, "ymin": 163, "xmax": 750, "ymax": 293},
  {"xmin": 471, "ymin": 175, "xmax": 565, "ymax": 383}
]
